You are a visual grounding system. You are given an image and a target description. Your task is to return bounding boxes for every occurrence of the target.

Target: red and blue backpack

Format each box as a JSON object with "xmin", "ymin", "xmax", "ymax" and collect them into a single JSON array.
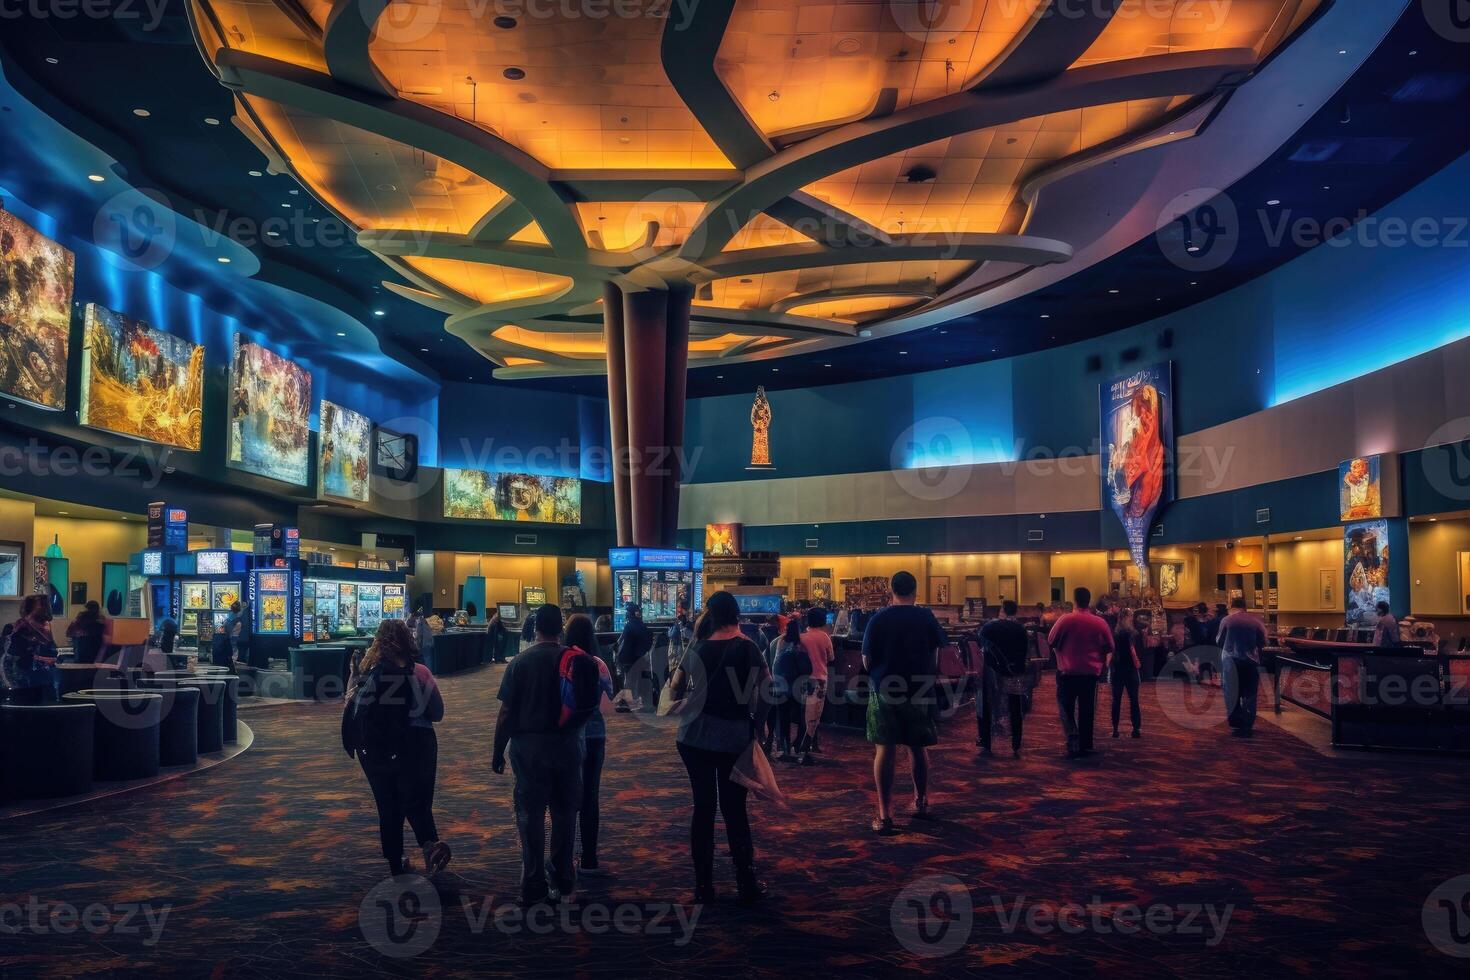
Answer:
[{"xmin": 558, "ymin": 645, "xmax": 603, "ymax": 728}]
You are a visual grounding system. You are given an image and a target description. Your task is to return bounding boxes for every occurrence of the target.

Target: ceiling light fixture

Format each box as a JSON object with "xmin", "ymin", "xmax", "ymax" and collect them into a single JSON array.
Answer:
[
  {"xmin": 45, "ymin": 57, "xmax": 58, "ymax": 65},
  {"xmin": 87, "ymin": 174, "xmax": 105, "ymax": 182},
  {"xmin": 1267, "ymin": 199, "xmax": 1281, "ymax": 206},
  {"xmin": 373, "ymin": 309, "xmax": 385, "ymax": 316},
  {"xmin": 493, "ymin": 15, "xmax": 517, "ymax": 28},
  {"xmin": 336, "ymin": 331, "xmax": 347, "ymax": 337},
  {"xmin": 217, "ymin": 256, "xmax": 231, "ymax": 263},
  {"xmin": 131, "ymin": 108, "xmax": 150, "ymax": 117},
  {"xmin": 503, "ymin": 67, "xmax": 526, "ymax": 81},
  {"xmin": 204, "ymin": 117, "xmax": 220, "ymax": 126},
  {"xmin": 248, "ymin": 170, "xmax": 263, "ymax": 177}
]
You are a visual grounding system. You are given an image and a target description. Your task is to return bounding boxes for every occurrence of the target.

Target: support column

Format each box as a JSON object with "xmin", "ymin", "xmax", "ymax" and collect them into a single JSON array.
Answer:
[
  {"xmin": 603, "ymin": 283, "xmax": 692, "ymax": 549},
  {"xmin": 603, "ymin": 282, "xmax": 633, "ymax": 547}
]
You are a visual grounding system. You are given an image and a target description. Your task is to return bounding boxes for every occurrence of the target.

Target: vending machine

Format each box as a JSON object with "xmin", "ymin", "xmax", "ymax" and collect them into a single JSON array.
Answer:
[
  {"xmin": 609, "ymin": 547, "xmax": 698, "ymax": 631},
  {"xmin": 249, "ymin": 564, "xmax": 304, "ymax": 663}
]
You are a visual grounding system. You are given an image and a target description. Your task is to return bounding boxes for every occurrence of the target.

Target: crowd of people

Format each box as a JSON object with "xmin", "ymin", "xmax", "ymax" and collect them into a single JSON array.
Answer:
[{"xmin": 340, "ymin": 572, "xmax": 1274, "ymax": 909}]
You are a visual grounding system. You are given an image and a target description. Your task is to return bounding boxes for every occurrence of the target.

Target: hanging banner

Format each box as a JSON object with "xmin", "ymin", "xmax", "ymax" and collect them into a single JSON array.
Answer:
[
  {"xmin": 1344, "ymin": 519, "xmax": 1390, "ymax": 630},
  {"xmin": 1101, "ymin": 363, "xmax": 1174, "ymax": 578}
]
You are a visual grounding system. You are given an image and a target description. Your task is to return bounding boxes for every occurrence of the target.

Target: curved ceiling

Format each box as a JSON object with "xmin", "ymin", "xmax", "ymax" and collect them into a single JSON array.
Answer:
[{"xmin": 1, "ymin": 1, "xmax": 1465, "ymax": 398}]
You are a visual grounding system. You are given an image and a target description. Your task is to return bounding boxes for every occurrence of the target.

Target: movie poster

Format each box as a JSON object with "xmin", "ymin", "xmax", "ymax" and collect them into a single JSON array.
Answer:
[
  {"xmin": 1344, "ymin": 519, "xmax": 1390, "ymax": 629},
  {"xmin": 319, "ymin": 399, "xmax": 371, "ymax": 502},
  {"xmin": 80, "ymin": 304, "xmax": 204, "ymax": 450},
  {"xmin": 705, "ymin": 523, "xmax": 742, "ymax": 557},
  {"xmin": 1339, "ymin": 456, "xmax": 1382, "ymax": 521},
  {"xmin": 227, "ymin": 336, "xmax": 311, "ymax": 485},
  {"xmin": 0, "ymin": 209, "xmax": 75, "ymax": 409},
  {"xmin": 442, "ymin": 468, "xmax": 582, "ymax": 524},
  {"xmin": 1101, "ymin": 363, "xmax": 1173, "ymax": 577}
]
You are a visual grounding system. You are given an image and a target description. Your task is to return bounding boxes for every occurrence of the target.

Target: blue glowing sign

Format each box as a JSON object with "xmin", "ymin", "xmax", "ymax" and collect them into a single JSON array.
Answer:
[
  {"xmin": 637, "ymin": 548, "xmax": 690, "ymax": 570},
  {"xmin": 735, "ymin": 593, "xmax": 783, "ymax": 616},
  {"xmin": 608, "ymin": 547, "xmax": 638, "ymax": 569}
]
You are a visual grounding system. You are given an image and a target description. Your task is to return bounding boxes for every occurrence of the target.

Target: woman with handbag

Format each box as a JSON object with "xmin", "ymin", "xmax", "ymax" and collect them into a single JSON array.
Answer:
[
  {"xmin": 343, "ymin": 619, "xmax": 451, "ymax": 876},
  {"xmin": 668, "ymin": 590, "xmax": 772, "ymax": 905}
]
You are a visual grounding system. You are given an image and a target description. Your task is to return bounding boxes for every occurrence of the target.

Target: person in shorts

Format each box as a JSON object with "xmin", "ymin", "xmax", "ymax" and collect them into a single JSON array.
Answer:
[{"xmin": 862, "ymin": 571, "xmax": 946, "ymax": 835}]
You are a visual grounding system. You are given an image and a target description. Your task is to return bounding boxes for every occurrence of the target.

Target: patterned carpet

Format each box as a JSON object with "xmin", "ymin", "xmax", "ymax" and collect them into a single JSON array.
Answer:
[{"xmin": 2, "ymin": 665, "xmax": 1468, "ymax": 979}]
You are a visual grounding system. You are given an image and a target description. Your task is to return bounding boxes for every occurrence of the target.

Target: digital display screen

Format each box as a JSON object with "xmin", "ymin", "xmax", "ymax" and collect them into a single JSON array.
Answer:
[
  {"xmin": 498, "ymin": 602, "xmax": 519, "ymax": 620},
  {"xmin": 80, "ymin": 304, "xmax": 204, "ymax": 451},
  {"xmin": 443, "ymin": 467, "xmax": 581, "ymax": 524},
  {"xmin": 523, "ymin": 586, "xmax": 548, "ymax": 606},
  {"xmin": 227, "ymin": 336, "xmax": 311, "ymax": 486},
  {"xmin": 195, "ymin": 551, "xmax": 230, "ymax": 575},
  {"xmin": 608, "ymin": 547, "xmax": 638, "ymax": 568},
  {"xmin": 0, "ymin": 208, "xmax": 74, "ymax": 411},
  {"xmin": 637, "ymin": 548, "xmax": 690, "ymax": 570},
  {"xmin": 319, "ymin": 399, "xmax": 371, "ymax": 502},
  {"xmin": 256, "ymin": 571, "xmax": 289, "ymax": 593},
  {"xmin": 141, "ymin": 551, "xmax": 164, "ymax": 576},
  {"xmin": 735, "ymin": 593, "xmax": 783, "ymax": 616}
]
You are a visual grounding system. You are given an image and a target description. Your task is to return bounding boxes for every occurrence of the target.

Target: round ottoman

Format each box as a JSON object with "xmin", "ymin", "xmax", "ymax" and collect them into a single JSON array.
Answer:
[
  {"xmin": 1, "ymin": 703, "xmax": 96, "ymax": 800},
  {"xmin": 179, "ymin": 678, "xmax": 227, "ymax": 753},
  {"xmin": 134, "ymin": 682, "xmax": 201, "ymax": 766},
  {"xmin": 62, "ymin": 690, "xmax": 162, "ymax": 781}
]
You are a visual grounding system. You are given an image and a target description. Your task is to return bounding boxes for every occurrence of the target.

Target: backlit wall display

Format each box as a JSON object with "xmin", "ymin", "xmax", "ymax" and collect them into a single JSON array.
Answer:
[
  {"xmin": 0, "ymin": 208, "xmax": 75, "ymax": 409},
  {"xmin": 1101, "ymin": 363, "xmax": 1174, "ymax": 579},
  {"xmin": 80, "ymin": 304, "xmax": 204, "ymax": 450},
  {"xmin": 1339, "ymin": 456, "xmax": 1382, "ymax": 521},
  {"xmin": 195, "ymin": 551, "xmax": 231, "ymax": 576},
  {"xmin": 442, "ymin": 468, "xmax": 582, "ymax": 524},
  {"xmin": 705, "ymin": 523, "xmax": 742, "ymax": 557},
  {"xmin": 319, "ymin": 399, "xmax": 371, "ymax": 502},
  {"xmin": 227, "ymin": 336, "xmax": 311, "ymax": 485},
  {"xmin": 1344, "ymin": 519, "xmax": 1390, "ymax": 630}
]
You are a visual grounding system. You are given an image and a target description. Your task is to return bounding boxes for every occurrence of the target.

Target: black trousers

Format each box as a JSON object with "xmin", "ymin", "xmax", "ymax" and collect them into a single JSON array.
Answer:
[
  {"xmin": 579, "ymin": 737, "xmax": 606, "ymax": 866},
  {"xmin": 978, "ymin": 690, "xmax": 1026, "ymax": 752},
  {"xmin": 676, "ymin": 741, "xmax": 753, "ymax": 890},
  {"xmin": 360, "ymin": 727, "xmax": 439, "ymax": 873},
  {"xmin": 1056, "ymin": 674, "xmax": 1099, "ymax": 754},
  {"xmin": 1111, "ymin": 669, "xmax": 1141, "ymax": 733},
  {"xmin": 779, "ymin": 696, "xmax": 806, "ymax": 752}
]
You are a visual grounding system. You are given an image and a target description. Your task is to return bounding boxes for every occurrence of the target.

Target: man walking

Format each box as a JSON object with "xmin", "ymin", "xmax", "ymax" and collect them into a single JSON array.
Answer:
[
  {"xmin": 1216, "ymin": 597, "xmax": 1267, "ymax": 737},
  {"xmin": 1047, "ymin": 587, "xmax": 1112, "ymax": 760},
  {"xmin": 862, "ymin": 571, "xmax": 946, "ymax": 834},
  {"xmin": 977, "ymin": 599, "xmax": 1030, "ymax": 757},
  {"xmin": 493, "ymin": 604, "xmax": 586, "ymax": 905}
]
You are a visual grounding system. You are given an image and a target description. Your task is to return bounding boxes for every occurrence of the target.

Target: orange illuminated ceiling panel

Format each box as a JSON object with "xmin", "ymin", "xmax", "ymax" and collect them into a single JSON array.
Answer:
[
  {"xmin": 403, "ymin": 258, "xmax": 571, "ymax": 307},
  {"xmin": 801, "ymin": 100, "xmax": 1178, "ymax": 236},
  {"xmin": 198, "ymin": 0, "xmax": 327, "ymax": 70},
  {"xmin": 706, "ymin": 259, "xmax": 972, "ymax": 319},
  {"xmin": 715, "ymin": 0, "xmax": 1047, "ymax": 138},
  {"xmin": 369, "ymin": 1, "xmax": 732, "ymax": 169},
  {"xmin": 782, "ymin": 294, "xmax": 928, "ymax": 322},
  {"xmin": 243, "ymin": 95, "xmax": 508, "ymax": 234},
  {"xmin": 575, "ymin": 202, "xmax": 706, "ymax": 250},
  {"xmin": 1074, "ymin": 0, "xmax": 1326, "ymax": 66}
]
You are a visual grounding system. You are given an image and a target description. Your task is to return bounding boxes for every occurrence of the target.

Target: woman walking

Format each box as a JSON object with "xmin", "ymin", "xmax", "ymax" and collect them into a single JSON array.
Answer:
[
  {"xmin": 770, "ymin": 618, "xmax": 812, "ymax": 763},
  {"xmin": 564, "ymin": 613, "xmax": 615, "ymax": 875},
  {"xmin": 669, "ymin": 591, "xmax": 771, "ymax": 905},
  {"xmin": 343, "ymin": 618, "xmax": 451, "ymax": 876},
  {"xmin": 1109, "ymin": 608, "xmax": 1145, "ymax": 739}
]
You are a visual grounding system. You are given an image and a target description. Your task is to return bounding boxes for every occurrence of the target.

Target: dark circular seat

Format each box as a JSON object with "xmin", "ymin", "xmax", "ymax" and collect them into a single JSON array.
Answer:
[
  {"xmin": 134, "ymin": 683, "xmax": 201, "ymax": 766},
  {"xmin": 0, "ymin": 703, "xmax": 96, "ymax": 800},
  {"xmin": 289, "ymin": 646, "xmax": 348, "ymax": 701},
  {"xmin": 55, "ymin": 663, "xmax": 123, "ymax": 698},
  {"xmin": 62, "ymin": 690, "xmax": 162, "ymax": 781},
  {"xmin": 177, "ymin": 678, "xmax": 228, "ymax": 753}
]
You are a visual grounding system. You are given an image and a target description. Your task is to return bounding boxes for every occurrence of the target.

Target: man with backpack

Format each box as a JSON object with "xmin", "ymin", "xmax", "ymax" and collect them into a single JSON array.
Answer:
[{"xmin": 492, "ymin": 604, "xmax": 600, "ymax": 906}]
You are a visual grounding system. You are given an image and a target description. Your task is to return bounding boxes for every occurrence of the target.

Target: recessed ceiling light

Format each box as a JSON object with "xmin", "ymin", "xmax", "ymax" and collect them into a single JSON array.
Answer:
[
  {"xmin": 1187, "ymin": 245, "xmax": 1201, "ymax": 253},
  {"xmin": 45, "ymin": 57, "xmax": 58, "ymax": 65},
  {"xmin": 493, "ymin": 15, "xmax": 517, "ymax": 28},
  {"xmin": 1267, "ymin": 199, "xmax": 1281, "ymax": 206},
  {"xmin": 217, "ymin": 256, "xmax": 231, "ymax": 264},
  {"xmin": 87, "ymin": 174, "xmax": 105, "ymax": 183},
  {"xmin": 899, "ymin": 350, "xmax": 908, "ymax": 355},
  {"xmin": 204, "ymin": 117, "xmax": 220, "ymax": 126},
  {"xmin": 1040, "ymin": 314, "xmax": 1050, "ymax": 319},
  {"xmin": 266, "ymin": 230, "xmax": 280, "ymax": 237},
  {"xmin": 373, "ymin": 309, "xmax": 385, "ymax": 316},
  {"xmin": 281, "ymin": 203, "xmax": 291, "ymax": 208},
  {"xmin": 1338, "ymin": 49, "xmax": 1348, "ymax": 55},
  {"xmin": 1323, "ymin": 185, "xmax": 1331, "ymax": 191},
  {"xmin": 420, "ymin": 347, "xmax": 429, "ymax": 352},
  {"xmin": 58, "ymin": 510, "xmax": 68, "ymax": 515},
  {"xmin": 823, "ymin": 363, "xmax": 831, "ymax": 367},
  {"xmin": 336, "ymin": 331, "xmax": 347, "ymax": 337},
  {"xmin": 503, "ymin": 67, "xmax": 526, "ymax": 80},
  {"xmin": 767, "ymin": 91, "xmax": 780, "ymax": 102},
  {"xmin": 716, "ymin": 375, "xmax": 724, "ymax": 379},
  {"xmin": 1108, "ymin": 289, "xmax": 1119, "ymax": 294},
  {"xmin": 772, "ymin": 367, "xmax": 779, "ymax": 372},
  {"xmin": 131, "ymin": 108, "xmax": 150, "ymax": 117},
  {"xmin": 1409, "ymin": 50, "xmax": 1418, "ymax": 56},
  {"xmin": 248, "ymin": 170, "xmax": 263, "ymax": 177}
]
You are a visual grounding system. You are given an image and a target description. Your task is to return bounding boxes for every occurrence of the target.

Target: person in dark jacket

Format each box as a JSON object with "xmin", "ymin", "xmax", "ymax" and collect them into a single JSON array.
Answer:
[
  {"xmin": 1109, "ymin": 609, "xmax": 1145, "ymax": 739},
  {"xmin": 770, "ymin": 618, "xmax": 812, "ymax": 763},
  {"xmin": 66, "ymin": 601, "xmax": 110, "ymax": 664},
  {"xmin": 565, "ymin": 613, "xmax": 615, "ymax": 875},
  {"xmin": 615, "ymin": 603, "xmax": 654, "ymax": 702},
  {"xmin": 977, "ymin": 600, "xmax": 1030, "ymax": 757},
  {"xmin": 344, "ymin": 618, "xmax": 449, "ymax": 876},
  {"xmin": 3, "ymin": 595, "xmax": 59, "ymax": 702}
]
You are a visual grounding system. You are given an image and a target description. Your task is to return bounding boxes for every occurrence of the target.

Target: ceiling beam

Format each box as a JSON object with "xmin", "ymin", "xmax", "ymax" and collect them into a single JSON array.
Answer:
[
  {"xmin": 679, "ymin": 49, "xmax": 1256, "ymax": 262},
  {"xmin": 659, "ymin": 0, "xmax": 772, "ymax": 170},
  {"xmin": 973, "ymin": 0, "xmax": 1123, "ymax": 91},
  {"xmin": 322, "ymin": 0, "xmax": 395, "ymax": 96},
  {"xmin": 697, "ymin": 233, "xmax": 1072, "ymax": 279},
  {"xmin": 770, "ymin": 283, "xmax": 938, "ymax": 316},
  {"xmin": 214, "ymin": 49, "xmax": 589, "ymax": 259}
]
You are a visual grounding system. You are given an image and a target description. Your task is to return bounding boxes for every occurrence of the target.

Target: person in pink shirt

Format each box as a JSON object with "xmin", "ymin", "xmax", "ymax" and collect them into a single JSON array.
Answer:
[
  {"xmin": 1046, "ymin": 587, "xmax": 1113, "ymax": 759},
  {"xmin": 797, "ymin": 607, "xmax": 835, "ymax": 761}
]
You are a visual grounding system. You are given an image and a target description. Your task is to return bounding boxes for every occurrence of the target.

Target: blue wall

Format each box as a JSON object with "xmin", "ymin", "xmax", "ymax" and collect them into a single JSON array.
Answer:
[
  {"xmin": 685, "ymin": 148, "xmax": 1470, "ymax": 483},
  {"xmin": 437, "ymin": 381, "xmax": 610, "ymax": 482}
]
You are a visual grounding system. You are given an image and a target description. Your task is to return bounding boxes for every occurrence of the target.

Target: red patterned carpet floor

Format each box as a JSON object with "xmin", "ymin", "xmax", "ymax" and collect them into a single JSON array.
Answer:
[{"xmin": 2, "ymin": 666, "xmax": 1468, "ymax": 979}]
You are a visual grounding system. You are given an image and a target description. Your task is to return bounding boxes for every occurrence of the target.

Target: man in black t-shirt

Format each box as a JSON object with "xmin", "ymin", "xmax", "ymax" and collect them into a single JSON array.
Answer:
[
  {"xmin": 493, "ymin": 604, "xmax": 586, "ymax": 905},
  {"xmin": 977, "ymin": 600, "xmax": 1030, "ymax": 757},
  {"xmin": 861, "ymin": 571, "xmax": 946, "ymax": 834}
]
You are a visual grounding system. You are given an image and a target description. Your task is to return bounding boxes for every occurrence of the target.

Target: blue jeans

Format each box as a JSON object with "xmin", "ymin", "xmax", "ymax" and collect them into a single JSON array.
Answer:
[
  {"xmin": 1222, "ymin": 656, "xmax": 1260, "ymax": 732},
  {"xmin": 509, "ymin": 733, "xmax": 585, "ymax": 901}
]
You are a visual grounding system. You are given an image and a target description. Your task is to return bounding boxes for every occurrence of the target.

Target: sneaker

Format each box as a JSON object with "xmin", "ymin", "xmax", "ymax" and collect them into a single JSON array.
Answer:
[
  {"xmin": 422, "ymin": 841, "xmax": 452, "ymax": 875},
  {"xmin": 871, "ymin": 816, "xmax": 898, "ymax": 835}
]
